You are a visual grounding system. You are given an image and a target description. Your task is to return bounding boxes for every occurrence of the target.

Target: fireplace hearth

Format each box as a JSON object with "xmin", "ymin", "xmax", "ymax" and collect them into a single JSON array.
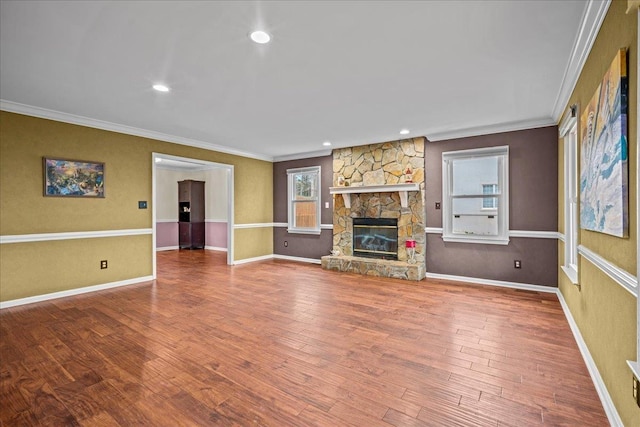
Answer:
[{"xmin": 352, "ymin": 218, "xmax": 398, "ymax": 260}]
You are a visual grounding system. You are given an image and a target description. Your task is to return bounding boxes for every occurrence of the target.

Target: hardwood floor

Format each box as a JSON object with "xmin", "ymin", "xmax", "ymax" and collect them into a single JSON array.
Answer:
[{"xmin": 1, "ymin": 250, "xmax": 608, "ymax": 426}]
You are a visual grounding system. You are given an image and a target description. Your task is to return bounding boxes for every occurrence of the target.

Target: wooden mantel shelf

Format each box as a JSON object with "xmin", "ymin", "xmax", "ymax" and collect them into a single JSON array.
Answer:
[{"xmin": 329, "ymin": 183, "xmax": 420, "ymax": 209}]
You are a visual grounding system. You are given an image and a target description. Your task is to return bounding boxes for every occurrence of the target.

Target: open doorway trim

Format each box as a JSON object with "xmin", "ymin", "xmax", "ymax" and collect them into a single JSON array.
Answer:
[{"xmin": 152, "ymin": 153, "xmax": 234, "ymax": 278}]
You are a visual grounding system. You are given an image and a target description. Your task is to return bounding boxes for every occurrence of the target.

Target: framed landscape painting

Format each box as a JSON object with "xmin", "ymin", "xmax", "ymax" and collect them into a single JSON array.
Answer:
[
  {"xmin": 579, "ymin": 48, "xmax": 629, "ymax": 237},
  {"xmin": 43, "ymin": 157, "xmax": 105, "ymax": 197}
]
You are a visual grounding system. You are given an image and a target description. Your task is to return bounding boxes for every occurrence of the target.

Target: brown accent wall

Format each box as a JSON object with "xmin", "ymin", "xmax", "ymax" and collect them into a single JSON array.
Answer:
[
  {"xmin": 425, "ymin": 126, "xmax": 558, "ymax": 286},
  {"xmin": 273, "ymin": 155, "xmax": 333, "ymax": 259}
]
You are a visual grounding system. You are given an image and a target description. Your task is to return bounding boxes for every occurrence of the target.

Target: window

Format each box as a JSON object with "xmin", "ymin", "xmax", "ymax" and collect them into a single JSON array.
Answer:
[
  {"xmin": 560, "ymin": 108, "xmax": 578, "ymax": 283},
  {"xmin": 287, "ymin": 166, "xmax": 321, "ymax": 234},
  {"xmin": 482, "ymin": 184, "xmax": 498, "ymax": 209},
  {"xmin": 442, "ymin": 146, "xmax": 509, "ymax": 245}
]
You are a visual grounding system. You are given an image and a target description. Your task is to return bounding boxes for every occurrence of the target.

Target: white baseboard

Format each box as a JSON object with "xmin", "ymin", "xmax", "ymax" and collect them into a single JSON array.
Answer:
[
  {"xmin": 556, "ymin": 291, "xmax": 623, "ymax": 427},
  {"xmin": 233, "ymin": 253, "xmax": 323, "ymax": 265},
  {"xmin": 425, "ymin": 272, "xmax": 557, "ymax": 294},
  {"xmin": 156, "ymin": 246, "xmax": 228, "ymax": 252},
  {"xmin": 273, "ymin": 254, "xmax": 321, "ymax": 264},
  {"xmin": 232, "ymin": 254, "xmax": 274, "ymax": 265},
  {"xmin": 0, "ymin": 276, "xmax": 154, "ymax": 309},
  {"xmin": 205, "ymin": 246, "xmax": 228, "ymax": 252}
]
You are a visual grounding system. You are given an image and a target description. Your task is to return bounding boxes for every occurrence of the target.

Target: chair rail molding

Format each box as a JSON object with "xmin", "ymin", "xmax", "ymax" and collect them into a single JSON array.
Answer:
[
  {"xmin": 578, "ymin": 245, "xmax": 638, "ymax": 297},
  {"xmin": 0, "ymin": 228, "xmax": 152, "ymax": 244}
]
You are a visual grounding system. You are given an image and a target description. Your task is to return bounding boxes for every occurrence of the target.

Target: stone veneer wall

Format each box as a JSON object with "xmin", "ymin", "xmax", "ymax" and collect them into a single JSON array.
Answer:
[{"xmin": 332, "ymin": 138, "xmax": 426, "ymax": 265}]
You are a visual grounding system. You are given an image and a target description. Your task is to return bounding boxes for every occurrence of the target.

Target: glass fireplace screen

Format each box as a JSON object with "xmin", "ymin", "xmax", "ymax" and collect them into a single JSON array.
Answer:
[{"xmin": 352, "ymin": 218, "xmax": 398, "ymax": 260}]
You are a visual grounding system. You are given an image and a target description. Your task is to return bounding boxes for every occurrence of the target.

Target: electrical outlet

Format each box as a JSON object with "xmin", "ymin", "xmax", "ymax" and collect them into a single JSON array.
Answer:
[
  {"xmin": 284, "ymin": 241, "xmax": 288, "ymax": 247},
  {"xmin": 514, "ymin": 260, "xmax": 522, "ymax": 269},
  {"xmin": 100, "ymin": 260, "xmax": 108, "ymax": 269}
]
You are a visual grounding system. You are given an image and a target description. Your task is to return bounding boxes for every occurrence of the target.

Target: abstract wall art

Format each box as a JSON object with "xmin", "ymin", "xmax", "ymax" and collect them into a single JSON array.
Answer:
[{"xmin": 580, "ymin": 48, "xmax": 629, "ymax": 237}]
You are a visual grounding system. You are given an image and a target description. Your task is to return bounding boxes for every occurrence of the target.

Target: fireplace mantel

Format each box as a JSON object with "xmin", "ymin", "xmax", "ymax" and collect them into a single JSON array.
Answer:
[{"xmin": 330, "ymin": 183, "xmax": 420, "ymax": 208}]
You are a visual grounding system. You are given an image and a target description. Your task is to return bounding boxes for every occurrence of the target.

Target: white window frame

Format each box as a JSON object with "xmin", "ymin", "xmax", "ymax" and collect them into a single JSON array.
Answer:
[
  {"xmin": 442, "ymin": 146, "xmax": 509, "ymax": 245},
  {"xmin": 287, "ymin": 166, "xmax": 321, "ymax": 235},
  {"xmin": 560, "ymin": 108, "xmax": 579, "ymax": 284}
]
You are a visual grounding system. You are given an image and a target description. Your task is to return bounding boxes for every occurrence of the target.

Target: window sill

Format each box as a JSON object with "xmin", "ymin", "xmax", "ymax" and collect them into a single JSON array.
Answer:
[
  {"xmin": 442, "ymin": 235, "xmax": 509, "ymax": 245},
  {"xmin": 561, "ymin": 265, "xmax": 578, "ymax": 284},
  {"xmin": 287, "ymin": 228, "xmax": 321, "ymax": 235}
]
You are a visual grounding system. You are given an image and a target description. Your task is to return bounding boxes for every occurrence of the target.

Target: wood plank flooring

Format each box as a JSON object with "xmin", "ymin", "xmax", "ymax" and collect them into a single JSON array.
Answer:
[{"xmin": 1, "ymin": 250, "xmax": 609, "ymax": 426}]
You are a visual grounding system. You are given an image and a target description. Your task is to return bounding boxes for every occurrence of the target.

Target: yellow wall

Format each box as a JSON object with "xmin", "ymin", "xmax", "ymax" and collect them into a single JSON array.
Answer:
[
  {"xmin": 0, "ymin": 236, "xmax": 152, "ymax": 301},
  {"xmin": 0, "ymin": 111, "xmax": 273, "ymax": 302},
  {"xmin": 234, "ymin": 228, "xmax": 274, "ymax": 261},
  {"xmin": 558, "ymin": 1, "xmax": 639, "ymax": 425}
]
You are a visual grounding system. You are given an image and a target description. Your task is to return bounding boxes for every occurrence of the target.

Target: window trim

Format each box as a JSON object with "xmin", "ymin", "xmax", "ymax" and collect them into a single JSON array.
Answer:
[
  {"xmin": 287, "ymin": 166, "xmax": 321, "ymax": 235},
  {"xmin": 442, "ymin": 146, "xmax": 509, "ymax": 245},
  {"xmin": 560, "ymin": 108, "xmax": 579, "ymax": 284}
]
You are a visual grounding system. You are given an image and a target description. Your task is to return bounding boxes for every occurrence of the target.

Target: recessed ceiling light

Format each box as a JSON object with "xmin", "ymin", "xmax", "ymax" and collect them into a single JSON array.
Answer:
[
  {"xmin": 400, "ymin": 129, "xmax": 410, "ymax": 135},
  {"xmin": 153, "ymin": 84, "xmax": 170, "ymax": 92},
  {"xmin": 322, "ymin": 141, "xmax": 332, "ymax": 147},
  {"xmin": 250, "ymin": 30, "xmax": 271, "ymax": 44}
]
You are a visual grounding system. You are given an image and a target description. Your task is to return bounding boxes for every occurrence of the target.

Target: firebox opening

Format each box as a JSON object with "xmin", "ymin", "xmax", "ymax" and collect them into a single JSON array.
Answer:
[{"xmin": 353, "ymin": 218, "xmax": 398, "ymax": 260}]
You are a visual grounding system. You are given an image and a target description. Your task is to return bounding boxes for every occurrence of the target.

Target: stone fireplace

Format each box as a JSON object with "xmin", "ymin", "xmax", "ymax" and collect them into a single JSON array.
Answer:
[{"xmin": 321, "ymin": 138, "xmax": 426, "ymax": 281}]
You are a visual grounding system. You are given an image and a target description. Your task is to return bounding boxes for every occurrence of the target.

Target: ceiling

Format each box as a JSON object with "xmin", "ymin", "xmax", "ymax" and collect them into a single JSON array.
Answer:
[{"xmin": 0, "ymin": 1, "xmax": 606, "ymax": 161}]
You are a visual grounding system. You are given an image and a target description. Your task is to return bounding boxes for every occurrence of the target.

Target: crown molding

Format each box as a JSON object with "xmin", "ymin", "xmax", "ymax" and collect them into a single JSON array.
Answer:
[
  {"xmin": 550, "ymin": 0, "xmax": 611, "ymax": 121},
  {"xmin": 425, "ymin": 116, "xmax": 556, "ymax": 142},
  {"xmin": 273, "ymin": 149, "xmax": 332, "ymax": 162},
  {"xmin": 0, "ymin": 100, "xmax": 274, "ymax": 162}
]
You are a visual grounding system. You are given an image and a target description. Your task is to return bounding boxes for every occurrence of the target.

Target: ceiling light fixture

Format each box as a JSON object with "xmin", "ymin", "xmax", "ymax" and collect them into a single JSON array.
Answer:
[
  {"xmin": 250, "ymin": 30, "xmax": 271, "ymax": 44},
  {"xmin": 322, "ymin": 141, "xmax": 332, "ymax": 147},
  {"xmin": 153, "ymin": 84, "xmax": 170, "ymax": 92},
  {"xmin": 400, "ymin": 129, "xmax": 410, "ymax": 135}
]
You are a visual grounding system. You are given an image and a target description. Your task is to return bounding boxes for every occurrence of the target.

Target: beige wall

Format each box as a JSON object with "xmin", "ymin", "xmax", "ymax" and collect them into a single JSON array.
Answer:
[
  {"xmin": 157, "ymin": 168, "xmax": 187, "ymax": 221},
  {"xmin": 557, "ymin": 1, "xmax": 638, "ymax": 425},
  {"xmin": 0, "ymin": 111, "xmax": 273, "ymax": 302},
  {"xmin": 156, "ymin": 167, "xmax": 228, "ymax": 221},
  {"xmin": 205, "ymin": 168, "xmax": 229, "ymax": 221}
]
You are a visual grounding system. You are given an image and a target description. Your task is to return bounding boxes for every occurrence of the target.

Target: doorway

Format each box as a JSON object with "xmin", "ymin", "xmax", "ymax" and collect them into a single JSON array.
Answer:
[{"xmin": 151, "ymin": 153, "xmax": 234, "ymax": 278}]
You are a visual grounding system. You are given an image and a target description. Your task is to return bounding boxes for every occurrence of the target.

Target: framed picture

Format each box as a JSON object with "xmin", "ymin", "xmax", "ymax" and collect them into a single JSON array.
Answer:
[
  {"xmin": 579, "ymin": 48, "xmax": 629, "ymax": 237},
  {"xmin": 43, "ymin": 157, "xmax": 105, "ymax": 197}
]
